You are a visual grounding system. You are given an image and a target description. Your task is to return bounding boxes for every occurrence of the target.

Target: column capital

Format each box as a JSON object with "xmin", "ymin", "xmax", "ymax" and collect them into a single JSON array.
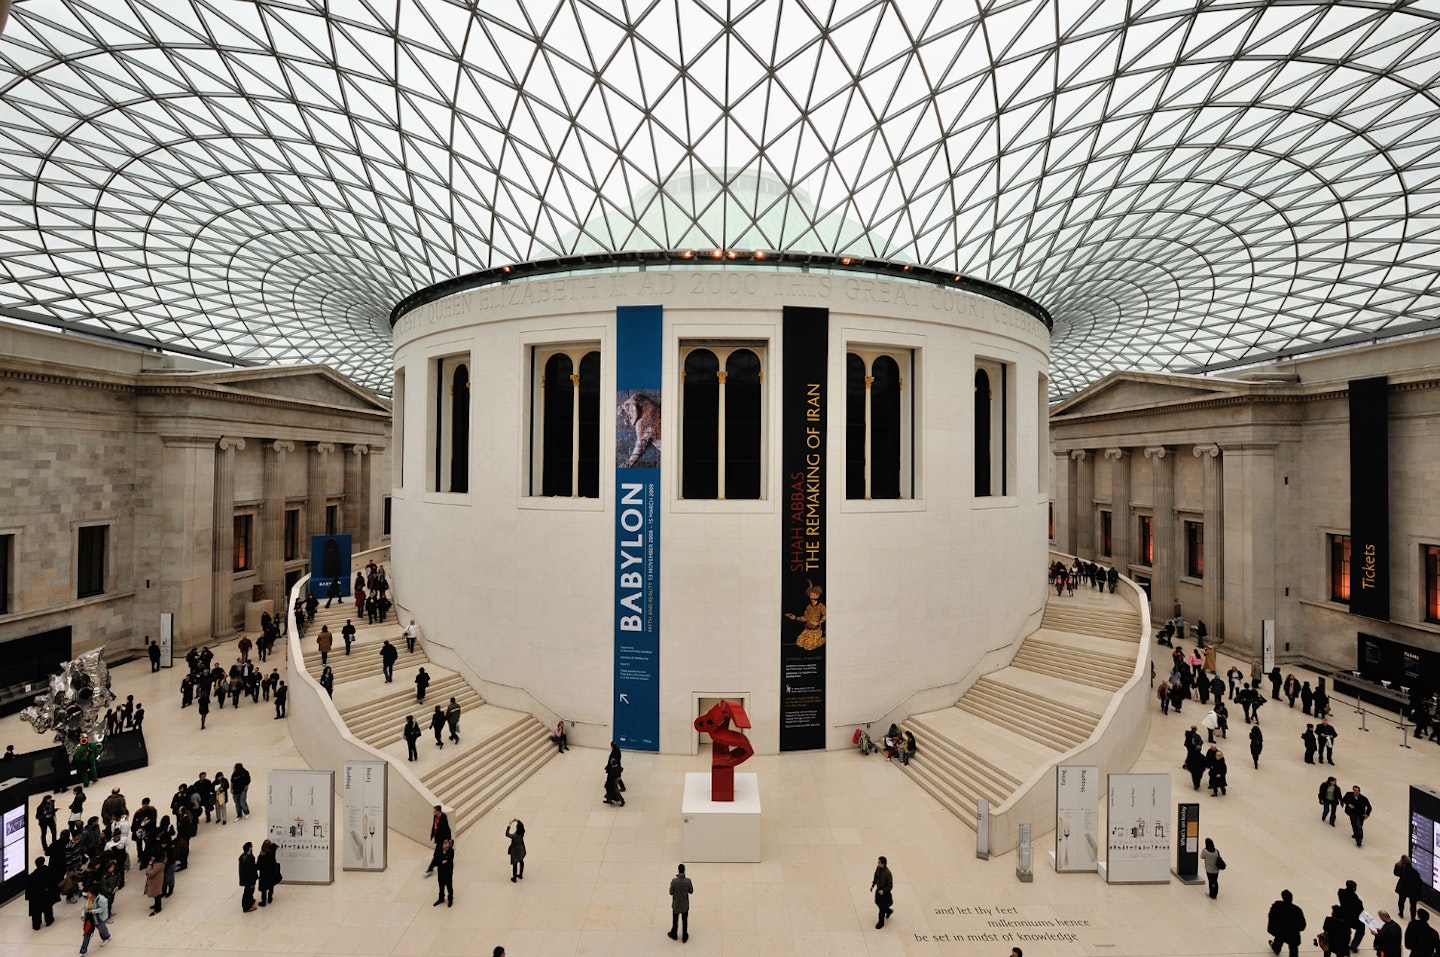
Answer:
[
  {"xmin": 268, "ymin": 439, "xmax": 296, "ymax": 454},
  {"xmin": 1069, "ymin": 449, "xmax": 1089, "ymax": 461},
  {"xmin": 217, "ymin": 436, "xmax": 246, "ymax": 452},
  {"xmin": 1143, "ymin": 445, "xmax": 1171, "ymax": 460},
  {"xmin": 1193, "ymin": 443, "xmax": 1221, "ymax": 458},
  {"xmin": 311, "ymin": 442, "xmax": 335, "ymax": 455},
  {"xmin": 349, "ymin": 443, "xmax": 370, "ymax": 456},
  {"xmin": 1103, "ymin": 447, "xmax": 1128, "ymax": 460}
]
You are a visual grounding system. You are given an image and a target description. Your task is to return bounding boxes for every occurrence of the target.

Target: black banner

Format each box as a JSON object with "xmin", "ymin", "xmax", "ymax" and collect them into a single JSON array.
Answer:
[
  {"xmin": 1349, "ymin": 376, "xmax": 1389, "ymax": 622},
  {"xmin": 780, "ymin": 306, "xmax": 828, "ymax": 751},
  {"xmin": 1176, "ymin": 803, "xmax": 1200, "ymax": 878}
]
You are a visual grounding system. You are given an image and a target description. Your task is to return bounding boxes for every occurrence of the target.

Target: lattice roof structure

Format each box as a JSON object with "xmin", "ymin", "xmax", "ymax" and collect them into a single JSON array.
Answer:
[{"xmin": 3, "ymin": 1, "xmax": 1439, "ymax": 397}]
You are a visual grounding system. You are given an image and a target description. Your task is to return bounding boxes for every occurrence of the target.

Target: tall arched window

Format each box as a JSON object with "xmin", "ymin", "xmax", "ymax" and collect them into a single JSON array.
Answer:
[
  {"xmin": 974, "ymin": 368, "xmax": 992, "ymax": 496},
  {"xmin": 974, "ymin": 358, "xmax": 1013, "ymax": 497},
  {"xmin": 532, "ymin": 344, "xmax": 601, "ymax": 497},
  {"xmin": 449, "ymin": 364, "xmax": 470, "ymax": 493},
  {"xmin": 846, "ymin": 348, "xmax": 911, "ymax": 499},
  {"xmin": 430, "ymin": 354, "xmax": 471, "ymax": 493},
  {"xmin": 680, "ymin": 342, "xmax": 765, "ymax": 500}
]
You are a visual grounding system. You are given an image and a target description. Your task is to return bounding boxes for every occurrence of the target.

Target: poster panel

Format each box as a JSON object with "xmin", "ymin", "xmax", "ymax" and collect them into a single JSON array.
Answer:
[
  {"xmin": 1105, "ymin": 772, "xmax": 1171, "ymax": 883},
  {"xmin": 1055, "ymin": 764, "xmax": 1099, "ymax": 872},
  {"xmin": 267, "ymin": 770, "xmax": 334, "ymax": 884},
  {"xmin": 342, "ymin": 761, "xmax": 387, "ymax": 871},
  {"xmin": 159, "ymin": 613, "xmax": 174, "ymax": 668},
  {"xmin": 1348, "ymin": 376, "xmax": 1389, "ymax": 621},
  {"xmin": 612, "ymin": 304, "xmax": 662, "ymax": 752},
  {"xmin": 779, "ymin": 305, "xmax": 828, "ymax": 751},
  {"xmin": 309, "ymin": 535, "xmax": 353, "ymax": 599}
]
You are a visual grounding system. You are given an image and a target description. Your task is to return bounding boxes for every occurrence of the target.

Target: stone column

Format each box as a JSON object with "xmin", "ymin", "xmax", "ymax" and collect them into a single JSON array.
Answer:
[
  {"xmin": 1105, "ymin": 447, "xmax": 1132, "ymax": 573},
  {"xmin": 1056, "ymin": 450, "xmax": 1077, "ymax": 553},
  {"xmin": 262, "ymin": 440, "xmax": 294, "ymax": 608},
  {"xmin": 307, "ymin": 442, "xmax": 335, "ymax": 540},
  {"xmin": 1194, "ymin": 444, "xmax": 1224, "ymax": 644},
  {"xmin": 211, "ymin": 436, "xmax": 245, "ymax": 637},
  {"xmin": 344, "ymin": 444, "xmax": 370, "ymax": 544},
  {"xmin": 1145, "ymin": 445, "xmax": 1175, "ymax": 620},
  {"xmin": 1221, "ymin": 444, "xmax": 1277, "ymax": 653},
  {"xmin": 160, "ymin": 434, "xmax": 217, "ymax": 647},
  {"xmin": 1073, "ymin": 449, "xmax": 1094, "ymax": 558}
]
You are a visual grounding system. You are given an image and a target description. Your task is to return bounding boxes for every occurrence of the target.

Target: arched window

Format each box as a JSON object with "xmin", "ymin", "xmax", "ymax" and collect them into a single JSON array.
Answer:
[
  {"xmin": 974, "ymin": 358, "xmax": 1013, "ymax": 497},
  {"xmin": 449, "ymin": 364, "xmax": 470, "ymax": 493},
  {"xmin": 430, "ymin": 354, "xmax": 471, "ymax": 494},
  {"xmin": 532, "ymin": 343, "xmax": 602, "ymax": 497},
  {"xmin": 974, "ymin": 368, "xmax": 991, "ymax": 496},
  {"xmin": 846, "ymin": 348, "xmax": 912, "ymax": 500},
  {"xmin": 680, "ymin": 342, "xmax": 766, "ymax": 499}
]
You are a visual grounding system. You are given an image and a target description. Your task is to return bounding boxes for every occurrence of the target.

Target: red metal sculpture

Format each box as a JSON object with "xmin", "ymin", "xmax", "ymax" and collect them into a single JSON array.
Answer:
[{"xmin": 694, "ymin": 699, "xmax": 754, "ymax": 801}]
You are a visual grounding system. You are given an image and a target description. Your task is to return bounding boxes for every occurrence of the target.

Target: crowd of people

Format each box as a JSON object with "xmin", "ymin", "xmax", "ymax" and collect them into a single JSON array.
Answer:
[
  {"xmin": 1048, "ymin": 559, "xmax": 1119, "ymax": 595},
  {"xmin": 177, "ymin": 642, "xmax": 286, "ymax": 727}
]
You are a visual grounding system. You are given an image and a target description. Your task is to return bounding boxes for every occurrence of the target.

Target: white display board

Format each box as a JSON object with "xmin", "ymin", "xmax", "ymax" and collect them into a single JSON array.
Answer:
[
  {"xmin": 1262, "ymin": 619, "xmax": 1276, "ymax": 673},
  {"xmin": 1055, "ymin": 764, "xmax": 1099, "ymax": 872},
  {"xmin": 1105, "ymin": 773, "xmax": 1171, "ymax": 884},
  {"xmin": 267, "ymin": 770, "xmax": 334, "ymax": 884},
  {"xmin": 342, "ymin": 761, "xmax": 387, "ymax": 871}
]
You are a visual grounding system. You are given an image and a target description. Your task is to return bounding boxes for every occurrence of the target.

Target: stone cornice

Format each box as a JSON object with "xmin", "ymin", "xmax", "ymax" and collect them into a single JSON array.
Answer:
[
  {"xmin": 136, "ymin": 381, "xmax": 391, "ymax": 420},
  {"xmin": 0, "ymin": 364, "xmax": 136, "ymax": 394}
]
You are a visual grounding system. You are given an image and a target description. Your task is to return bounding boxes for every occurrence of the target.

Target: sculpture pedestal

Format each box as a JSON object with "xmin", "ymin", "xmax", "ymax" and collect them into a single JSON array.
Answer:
[{"xmin": 681, "ymin": 772, "xmax": 761, "ymax": 863}]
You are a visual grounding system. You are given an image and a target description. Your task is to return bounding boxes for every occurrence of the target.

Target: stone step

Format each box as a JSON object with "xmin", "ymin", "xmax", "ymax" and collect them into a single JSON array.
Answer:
[
  {"xmin": 955, "ymin": 679, "xmax": 1094, "ymax": 751},
  {"xmin": 431, "ymin": 721, "xmax": 558, "ymax": 833}
]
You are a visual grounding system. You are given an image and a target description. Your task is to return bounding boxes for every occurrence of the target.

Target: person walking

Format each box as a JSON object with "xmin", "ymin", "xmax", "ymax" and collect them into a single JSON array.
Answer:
[
  {"xmin": 316, "ymin": 625, "xmax": 333, "ymax": 665},
  {"xmin": 1320, "ymin": 904, "xmax": 1350, "ymax": 957},
  {"xmin": 667, "ymin": 863, "xmax": 693, "ymax": 941},
  {"xmin": 319, "ymin": 665, "xmax": 335, "ymax": 698},
  {"xmin": 78, "ymin": 886, "xmax": 111, "ymax": 955},
  {"xmin": 238, "ymin": 841, "xmax": 258, "ymax": 912},
  {"xmin": 429, "ymin": 705, "xmax": 446, "ymax": 749},
  {"xmin": 1317, "ymin": 718, "xmax": 1337, "ymax": 764},
  {"xmin": 1266, "ymin": 888, "xmax": 1306, "ymax": 957},
  {"xmin": 425, "ymin": 806, "xmax": 451, "ymax": 877},
  {"xmin": 380, "ymin": 640, "xmax": 398, "ymax": 682},
  {"xmin": 1200, "ymin": 838, "xmax": 1223, "ymax": 899},
  {"xmin": 1341, "ymin": 785, "xmax": 1372, "ymax": 847},
  {"xmin": 1405, "ymin": 910, "xmax": 1438, "ymax": 957},
  {"xmin": 415, "ymin": 666, "xmax": 430, "ymax": 703},
  {"xmin": 405, "ymin": 619, "xmax": 419, "ymax": 654},
  {"xmin": 404, "ymin": 716, "xmax": 421, "ymax": 761},
  {"xmin": 445, "ymin": 697, "xmax": 461, "ymax": 744},
  {"xmin": 506, "ymin": 819, "xmax": 526, "ymax": 882},
  {"xmin": 341, "ymin": 619, "xmax": 356, "ymax": 654},
  {"xmin": 273, "ymin": 681, "xmax": 287, "ymax": 718},
  {"xmin": 871, "ymin": 855, "xmax": 894, "ymax": 928},
  {"xmin": 1318, "ymin": 776, "xmax": 1341, "ymax": 826},
  {"xmin": 197, "ymin": 689, "xmax": 210, "ymax": 730},
  {"xmin": 433, "ymin": 838, "xmax": 454, "ymax": 907},
  {"xmin": 1338, "ymin": 880, "xmax": 1366, "ymax": 953},
  {"xmin": 1250, "ymin": 725, "xmax": 1264, "ymax": 768},
  {"xmin": 231, "ymin": 764, "xmax": 252, "ymax": 819}
]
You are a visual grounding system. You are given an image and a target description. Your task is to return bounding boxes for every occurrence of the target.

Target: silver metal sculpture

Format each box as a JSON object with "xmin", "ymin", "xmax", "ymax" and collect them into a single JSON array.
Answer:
[{"xmin": 19, "ymin": 649, "xmax": 116, "ymax": 760}]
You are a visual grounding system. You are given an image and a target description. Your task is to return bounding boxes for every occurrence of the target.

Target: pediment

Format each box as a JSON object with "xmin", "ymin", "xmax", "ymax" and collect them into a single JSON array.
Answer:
[
  {"xmin": 154, "ymin": 365, "xmax": 390, "ymax": 412},
  {"xmin": 1053, "ymin": 373, "xmax": 1237, "ymax": 417}
]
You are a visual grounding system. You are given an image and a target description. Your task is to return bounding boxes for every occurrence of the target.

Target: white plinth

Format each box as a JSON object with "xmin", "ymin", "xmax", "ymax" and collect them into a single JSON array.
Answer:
[{"xmin": 681, "ymin": 772, "xmax": 761, "ymax": 863}]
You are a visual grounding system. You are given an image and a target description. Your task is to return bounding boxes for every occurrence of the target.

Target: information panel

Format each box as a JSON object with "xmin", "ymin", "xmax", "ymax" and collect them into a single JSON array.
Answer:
[
  {"xmin": 267, "ymin": 770, "xmax": 334, "ymax": 884},
  {"xmin": 612, "ymin": 304, "xmax": 662, "ymax": 752},
  {"xmin": 1409, "ymin": 785, "xmax": 1440, "ymax": 911},
  {"xmin": 1106, "ymin": 773, "xmax": 1171, "ymax": 884},
  {"xmin": 1055, "ymin": 764, "xmax": 1099, "ymax": 872},
  {"xmin": 779, "ymin": 305, "xmax": 828, "ymax": 751},
  {"xmin": 341, "ymin": 761, "xmax": 387, "ymax": 871}
]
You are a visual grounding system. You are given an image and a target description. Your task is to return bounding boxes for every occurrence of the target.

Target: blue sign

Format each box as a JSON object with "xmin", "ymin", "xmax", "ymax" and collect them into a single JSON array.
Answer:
[
  {"xmin": 309, "ymin": 535, "xmax": 353, "ymax": 598},
  {"xmin": 613, "ymin": 305, "xmax": 662, "ymax": 751}
]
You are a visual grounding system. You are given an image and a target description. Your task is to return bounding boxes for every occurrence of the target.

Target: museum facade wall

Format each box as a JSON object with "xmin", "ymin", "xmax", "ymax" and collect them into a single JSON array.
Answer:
[
  {"xmin": 1049, "ymin": 335, "xmax": 1440, "ymax": 676},
  {"xmin": 390, "ymin": 265, "xmax": 1051, "ymax": 753},
  {"xmin": 0, "ymin": 324, "xmax": 391, "ymax": 670}
]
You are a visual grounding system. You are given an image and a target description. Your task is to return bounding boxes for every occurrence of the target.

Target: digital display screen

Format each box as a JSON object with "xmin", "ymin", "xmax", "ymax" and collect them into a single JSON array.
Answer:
[
  {"xmin": 1410, "ymin": 786, "xmax": 1440, "ymax": 909},
  {"xmin": 0, "ymin": 804, "xmax": 23, "ymax": 883}
]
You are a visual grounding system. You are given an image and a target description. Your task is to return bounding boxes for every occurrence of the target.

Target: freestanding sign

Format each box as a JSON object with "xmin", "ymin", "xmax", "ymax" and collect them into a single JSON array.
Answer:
[
  {"xmin": 612, "ymin": 304, "xmax": 662, "ymax": 752},
  {"xmin": 341, "ymin": 761, "xmax": 387, "ymax": 871},
  {"xmin": 1262, "ymin": 620, "xmax": 1276, "ymax": 673},
  {"xmin": 267, "ymin": 770, "xmax": 334, "ymax": 884},
  {"xmin": 309, "ymin": 535, "xmax": 353, "ymax": 599},
  {"xmin": 1105, "ymin": 773, "xmax": 1171, "ymax": 883},
  {"xmin": 158, "ymin": 613, "xmax": 174, "ymax": 669},
  {"xmin": 1174, "ymin": 802, "xmax": 1202, "ymax": 882},
  {"xmin": 1055, "ymin": 764, "xmax": 1099, "ymax": 872},
  {"xmin": 779, "ymin": 305, "xmax": 828, "ymax": 751}
]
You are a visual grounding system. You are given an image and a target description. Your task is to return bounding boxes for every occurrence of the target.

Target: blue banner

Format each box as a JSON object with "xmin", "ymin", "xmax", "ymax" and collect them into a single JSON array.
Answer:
[
  {"xmin": 309, "ymin": 535, "xmax": 353, "ymax": 597},
  {"xmin": 613, "ymin": 305, "xmax": 662, "ymax": 751}
]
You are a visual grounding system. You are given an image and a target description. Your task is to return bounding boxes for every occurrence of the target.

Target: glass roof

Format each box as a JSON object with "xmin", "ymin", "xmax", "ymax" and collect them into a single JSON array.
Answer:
[{"xmin": 3, "ymin": 1, "xmax": 1440, "ymax": 397}]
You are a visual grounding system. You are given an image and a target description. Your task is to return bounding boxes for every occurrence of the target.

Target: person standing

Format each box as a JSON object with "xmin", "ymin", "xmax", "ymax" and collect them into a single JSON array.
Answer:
[
  {"xmin": 433, "ymin": 838, "xmax": 454, "ymax": 907},
  {"xmin": 1250, "ymin": 725, "xmax": 1264, "ymax": 768},
  {"xmin": 319, "ymin": 665, "xmax": 335, "ymax": 698},
  {"xmin": 1200, "ymin": 838, "xmax": 1222, "ymax": 899},
  {"xmin": 274, "ymin": 680, "xmax": 287, "ymax": 718},
  {"xmin": 1405, "ymin": 910, "xmax": 1438, "ymax": 957},
  {"xmin": 1303, "ymin": 724, "xmax": 1318, "ymax": 764},
  {"xmin": 231, "ymin": 763, "xmax": 251, "ymax": 820},
  {"xmin": 668, "ymin": 863, "xmax": 693, "ymax": 941},
  {"xmin": 506, "ymin": 819, "xmax": 526, "ymax": 882},
  {"xmin": 238, "ymin": 841, "xmax": 259, "ymax": 912},
  {"xmin": 1341, "ymin": 785, "xmax": 1372, "ymax": 847},
  {"xmin": 1227, "ymin": 665, "xmax": 1243, "ymax": 700},
  {"xmin": 404, "ymin": 716, "xmax": 421, "ymax": 761},
  {"xmin": 871, "ymin": 855, "xmax": 894, "ymax": 928},
  {"xmin": 445, "ymin": 697, "xmax": 462, "ymax": 744},
  {"xmin": 257, "ymin": 840, "xmax": 281, "ymax": 907},
  {"xmin": 144, "ymin": 852, "xmax": 166, "ymax": 915},
  {"xmin": 213, "ymin": 771, "xmax": 229, "ymax": 825},
  {"xmin": 1317, "ymin": 718, "xmax": 1337, "ymax": 764},
  {"xmin": 78, "ymin": 886, "xmax": 111, "ymax": 955},
  {"xmin": 1372, "ymin": 910, "xmax": 1401, "ymax": 957},
  {"xmin": 1318, "ymin": 776, "xmax": 1341, "ymax": 826},
  {"xmin": 1395, "ymin": 855, "xmax": 1424, "ymax": 921},
  {"xmin": 25, "ymin": 856, "xmax": 57, "ymax": 930},
  {"xmin": 36, "ymin": 794, "xmax": 58, "ymax": 847},
  {"xmin": 197, "ymin": 688, "xmax": 210, "ymax": 730},
  {"xmin": 341, "ymin": 619, "xmax": 356, "ymax": 655},
  {"xmin": 1266, "ymin": 889, "xmax": 1306, "ymax": 957},
  {"xmin": 380, "ymin": 640, "xmax": 399, "ymax": 682},
  {"xmin": 148, "ymin": 637, "xmax": 161, "ymax": 672}
]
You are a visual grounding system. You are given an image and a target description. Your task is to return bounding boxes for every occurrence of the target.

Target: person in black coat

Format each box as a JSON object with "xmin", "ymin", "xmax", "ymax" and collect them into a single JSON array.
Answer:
[
  {"xmin": 1184, "ymin": 745, "xmax": 1206, "ymax": 791},
  {"xmin": 1405, "ymin": 910, "xmax": 1438, "ymax": 957},
  {"xmin": 433, "ymin": 838, "xmax": 455, "ymax": 907},
  {"xmin": 429, "ymin": 705, "xmax": 446, "ymax": 748},
  {"xmin": 1267, "ymin": 889, "xmax": 1306, "ymax": 957},
  {"xmin": 404, "ymin": 716, "xmax": 421, "ymax": 761},
  {"xmin": 1302, "ymin": 724, "xmax": 1317, "ymax": 764},
  {"xmin": 26, "ymin": 856, "xmax": 58, "ymax": 929},
  {"xmin": 1341, "ymin": 786, "xmax": 1372, "ymax": 847},
  {"xmin": 1396, "ymin": 854, "xmax": 1425, "ymax": 920},
  {"xmin": 1206, "ymin": 747, "xmax": 1228, "ymax": 796},
  {"xmin": 1250, "ymin": 725, "xmax": 1264, "ymax": 768},
  {"xmin": 1372, "ymin": 911, "xmax": 1401, "ymax": 957},
  {"xmin": 238, "ymin": 842, "xmax": 258, "ymax": 912},
  {"xmin": 257, "ymin": 840, "xmax": 281, "ymax": 906},
  {"xmin": 415, "ymin": 667, "xmax": 430, "ymax": 703},
  {"xmin": 1338, "ymin": 881, "xmax": 1366, "ymax": 952},
  {"xmin": 1321, "ymin": 904, "xmax": 1351, "ymax": 957}
]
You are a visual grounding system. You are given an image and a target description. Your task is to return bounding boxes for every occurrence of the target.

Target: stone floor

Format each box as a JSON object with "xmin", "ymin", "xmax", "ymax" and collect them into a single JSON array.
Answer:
[{"xmin": 1, "ymin": 635, "xmax": 1434, "ymax": 957}]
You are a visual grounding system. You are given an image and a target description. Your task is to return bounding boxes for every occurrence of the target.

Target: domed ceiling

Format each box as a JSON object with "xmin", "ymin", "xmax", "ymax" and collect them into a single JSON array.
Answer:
[{"xmin": 2, "ymin": 1, "xmax": 1439, "ymax": 396}]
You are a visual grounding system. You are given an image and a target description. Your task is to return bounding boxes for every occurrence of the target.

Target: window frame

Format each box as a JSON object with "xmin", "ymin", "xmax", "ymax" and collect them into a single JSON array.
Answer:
[
  {"xmin": 1424, "ymin": 544, "xmax": 1440, "ymax": 624},
  {"xmin": 677, "ymin": 340, "xmax": 767, "ymax": 501},
  {"xmin": 76, "ymin": 524, "xmax": 107, "ymax": 599},
  {"xmin": 1137, "ymin": 514, "xmax": 1154, "ymax": 566},
  {"xmin": 845, "ymin": 346, "xmax": 914, "ymax": 501},
  {"xmin": 325, "ymin": 503, "xmax": 339, "ymax": 536},
  {"xmin": 0, "ymin": 532, "xmax": 12, "ymax": 615},
  {"xmin": 530, "ymin": 342, "xmax": 602, "ymax": 498},
  {"xmin": 1184, "ymin": 519, "xmax": 1204, "ymax": 579},
  {"xmin": 1329, "ymin": 533, "xmax": 1352, "ymax": 604},
  {"xmin": 284, "ymin": 507, "xmax": 301, "ymax": 561},
  {"xmin": 233, "ymin": 513, "xmax": 255, "ymax": 573},
  {"xmin": 428, "ymin": 352, "xmax": 472, "ymax": 494},
  {"xmin": 974, "ymin": 356, "xmax": 1015, "ymax": 497},
  {"xmin": 1100, "ymin": 509, "xmax": 1113, "ymax": 557}
]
